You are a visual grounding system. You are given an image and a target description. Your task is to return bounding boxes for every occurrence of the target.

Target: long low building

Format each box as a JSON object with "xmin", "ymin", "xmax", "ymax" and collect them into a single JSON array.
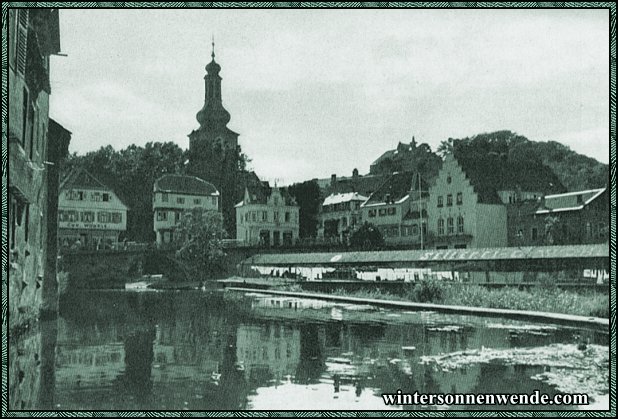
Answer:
[{"xmin": 240, "ymin": 243, "xmax": 608, "ymax": 267}]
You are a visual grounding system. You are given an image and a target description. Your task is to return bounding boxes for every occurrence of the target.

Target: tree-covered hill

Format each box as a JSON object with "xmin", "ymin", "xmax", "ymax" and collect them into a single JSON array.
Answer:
[{"xmin": 438, "ymin": 130, "xmax": 608, "ymax": 191}]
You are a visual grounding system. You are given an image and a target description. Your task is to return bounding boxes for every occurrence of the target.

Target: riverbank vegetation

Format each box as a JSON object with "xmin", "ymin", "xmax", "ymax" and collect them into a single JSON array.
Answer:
[{"xmin": 281, "ymin": 280, "xmax": 608, "ymax": 318}]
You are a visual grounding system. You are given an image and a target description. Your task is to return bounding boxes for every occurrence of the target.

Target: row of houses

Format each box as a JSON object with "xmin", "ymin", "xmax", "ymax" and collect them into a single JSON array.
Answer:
[
  {"xmin": 56, "ymin": 168, "xmax": 300, "ymax": 249},
  {"xmin": 318, "ymin": 154, "xmax": 608, "ymax": 249},
  {"xmin": 57, "ymin": 148, "xmax": 608, "ymax": 251}
]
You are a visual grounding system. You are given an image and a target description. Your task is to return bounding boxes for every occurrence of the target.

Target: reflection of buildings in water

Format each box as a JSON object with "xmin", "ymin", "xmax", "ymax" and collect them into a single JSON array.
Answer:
[
  {"xmin": 236, "ymin": 323, "xmax": 301, "ymax": 385},
  {"xmin": 54, "ymin": 314, "xmax": 238, "ymax": 409}
]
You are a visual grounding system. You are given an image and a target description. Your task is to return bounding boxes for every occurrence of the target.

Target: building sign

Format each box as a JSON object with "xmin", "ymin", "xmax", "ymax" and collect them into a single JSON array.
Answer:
[{"xmin": 59, "ymin": 221, "xmax": 123, "ymax": 231}]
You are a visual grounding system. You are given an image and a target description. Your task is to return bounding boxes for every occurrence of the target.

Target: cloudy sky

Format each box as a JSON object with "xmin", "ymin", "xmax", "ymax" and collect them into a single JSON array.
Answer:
[{"xmin": 50, "ymin": 8, "xmax": 609, "ymax": 185}]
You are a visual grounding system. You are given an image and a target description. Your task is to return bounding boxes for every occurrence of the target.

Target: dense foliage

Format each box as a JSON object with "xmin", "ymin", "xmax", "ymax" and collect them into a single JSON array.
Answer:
[
  {"xmin": 349, "ymin": 222, "xmax": 385, "ymax": 250},
  {"xmin": 174, "ymin": 208, "xmax": 227, "ymax": 279},
  {"xmin": 287, "ymin": 180, "xmax": 322, "ymax": 238},
  {"xmin": 438, "ymin": 130, "xmax": 607, "ymax": 191}
]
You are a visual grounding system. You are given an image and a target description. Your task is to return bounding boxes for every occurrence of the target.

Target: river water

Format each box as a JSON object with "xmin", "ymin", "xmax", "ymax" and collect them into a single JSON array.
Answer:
[{"xmin": 10, "ymin": 289, "xmax": 609, "ymax": 411}]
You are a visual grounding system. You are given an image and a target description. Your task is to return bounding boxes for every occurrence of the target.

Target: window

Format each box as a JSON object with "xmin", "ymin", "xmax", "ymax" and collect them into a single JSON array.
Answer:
[
  {"xmin": 177, "ymin": 197, "xmax": 185, "ymax": 204},
  {"xmin": 457, "ymin": 216, "xmax": 464, "ymax": 234},
  {"xmin": 67, "ymin": 211, "xmax": 78, "ymax": 222},
  {"xmin": 103, "ymin": 193, "xmax": 110, "ymax": 202},
  {"xmin": 274, "ymin": 212, "xmax": 279, "ymax": 222},
  {"xmin": 456, "ymin": 192, "xmax": 463, "ymax": 205},
  {"xmin": 285, "ymin": 212, "xmax": 290, "ymax": 222},
  {"xmin": 9, "ymin": 10, "xmax": 28, "ymax": 74},
  {"xmin": 447, "ymin": 217, "xmax": 454, "ymax": 235},
  {"xmin": 162, "ymin": 193, "xmax": 169, "ymax": 202},
  {"xmin": 156, "ymin": 211, "xmax": 167, "ymax": 221},
  {"xmin": 112, "ymin": 213, "xmax": 122, "ymax": 223},
  {"xmin": 252, "ymin": 212, "xmax": 257, "ymax": 222},
  {"xmin": 447, "ymin": 194, "xmax": 453, "ymax": 207},
  {"xmin": 98, "ymin": 212, "xmax": 111, "ymax": 223},
  {"xmin": 194, "ymin": 198, "xmax": 201, "ymax": 205},
  {"xmin": 411, "ymin": 225, "xmax": 419, "ymax": 236},
  {"xmin": 387, "ymin": 207, "xmax": 396, "ymax": 215},
  {"xmin": 368, "ymin": 209, "xmax": 376, "ymax": 218},
  {"xmin": 81, "ymin": 211, "xmax": 95, "ymax": 223},
  {"xmin": 438, "ymin": 218, "xmax": 444, "ymax": 236},
  {"xmin": 437, "ymin": 196, "xmax": 443, "ymax": 208},
  {"xmin": 586, "ymin": 222, "xmax": 591, "ymax": 238},
  {"xmin": 262, "ymin": 211, "xmax": 267, "ymax": 221},
  {"xmin": 378, "ymin": 208, "xmax": 386, "ymax": 216},
  {"xmin": 175, "ymin": 211, "xmax": 182, "ymax": 222},
  {"xmin": 245, "ymin": 212, "xmax": 250, "ymax": 222},
  {"xmin": 447, "ymin": 175, "xmax": 452, "ymax": 184},
  {"xmin": 211, "ymin": 196, "xmax": 217, "ymax": 206},
  {"xmin": 24, "ymin": 205, "xmax": 30, "ymax": 242},
  {"xmin": 532, "ymin": 227, "xmax": 538, "ymax": 240}
]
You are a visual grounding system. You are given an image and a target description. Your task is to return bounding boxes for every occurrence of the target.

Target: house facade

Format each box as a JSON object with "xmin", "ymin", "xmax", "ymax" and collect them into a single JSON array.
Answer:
[
  {"xmin": 507, "ymin": 188, "xmax": 608, "ymax": 246},
  {"xmin": 7, "ymin": 9, "xmax": 64, "ymax": 333},
  {"xmin": 318, "ymin": 192, "xmax": 368, "ymax": 242},
  {"xmin": 236, "ymin": 186, "xmax": 299, "ymax": 246},
  {"xmin": 360, "ymin": 171, "xmax": 429, "ymax": 247},
  {"xmin": 153, "ymin": 174, "xmax": 219, "ymax": 246},
  {"xmin": 427, "ymin": 155, "xmax": 507, "ymax": 249},
  {"xmin": 58, "ymin": 168, "xmax": 128, "ymax": 249}
]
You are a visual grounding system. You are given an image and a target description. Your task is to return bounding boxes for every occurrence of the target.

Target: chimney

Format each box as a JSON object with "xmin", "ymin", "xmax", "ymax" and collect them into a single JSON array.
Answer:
[
  {"xmin": 352, "ymin": 168, "xmax": 358, "ymax": 179},
  {"xmin": 331, "ymin": 174, "xmax": 337, "ymax": 187}
]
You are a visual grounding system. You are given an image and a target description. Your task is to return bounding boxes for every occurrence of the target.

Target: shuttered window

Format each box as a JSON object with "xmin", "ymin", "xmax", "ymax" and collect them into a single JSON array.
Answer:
[{"xmin": 16, "ymin": 9, "xmax": 29, "ymax": 75}]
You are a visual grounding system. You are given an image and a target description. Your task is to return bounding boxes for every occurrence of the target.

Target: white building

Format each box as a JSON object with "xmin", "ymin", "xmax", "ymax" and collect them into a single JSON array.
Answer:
[
  {"xmin": 58, "ymin": 168, "xmax": 128, "ymax": 249},
  {"xmin": 235, "ymin": 185, "xmax": 299, "ymax": 247},
  {"xmin": 318, "ymin": 192, "xmax": 368, "ymax": 242},
  {"xmin": 153, "ymin": 174, "xmax": 219, "ymax": 246}
]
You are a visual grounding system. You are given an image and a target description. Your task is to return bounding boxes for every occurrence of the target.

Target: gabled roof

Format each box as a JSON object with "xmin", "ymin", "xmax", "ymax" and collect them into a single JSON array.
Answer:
[
  {"xmin": 536, "ymin": 188, "xmax": 606, "ymax": 214},
  {"xmin": 322, "ymin": 192, "xmax": 368, "ymax": 207},
  {"xmin": 60, "ymin": 167, "xmax": 109, "ymax": 191},
  {"xmin": 235, "ymin": 175, "xmax": 297, "ymax": 207},
  {"xmin": 364, "ymin": 171, "xmax": 428, "ymax": 206},
  {"xmin": 154, "ymin": 174, "xmax": 219, "ymax": 196},
  {"xmin": 455, "ymin": 154, "xmax": 565, "ymax": 204}
]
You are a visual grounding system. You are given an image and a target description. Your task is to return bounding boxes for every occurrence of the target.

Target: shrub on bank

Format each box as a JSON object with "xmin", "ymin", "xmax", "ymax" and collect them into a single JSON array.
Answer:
[{"xmin": 319, "ymin": 281, "xmax": 608, "ymax": 318}]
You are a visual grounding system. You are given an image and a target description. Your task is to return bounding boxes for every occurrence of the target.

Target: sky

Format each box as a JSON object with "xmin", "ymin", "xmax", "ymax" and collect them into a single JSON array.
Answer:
[{"xmin": 49, "ymin": 8, "xmax": 610, "ymax": 185}]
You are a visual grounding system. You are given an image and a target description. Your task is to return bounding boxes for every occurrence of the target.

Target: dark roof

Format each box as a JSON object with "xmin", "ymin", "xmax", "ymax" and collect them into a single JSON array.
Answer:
[
  {"xmin": 321, "ymin": 173, "xmax": 389, "ymax": 197},
  {"xmin": 365, "ymin": 171, "xmax": 428, "ymax": 206},
  {"xmin": 60, "ymin": 167, "xmax": 109, "ymax": 191},
  {"xmin": 241, "ymin": 244, "xmax": 608, "ymax": 267},
  {"xmin": 238, "ymin": 172, "xmax": 297, "ymax": 206},
  {"xmin": 154, "ymin": 174, "xmax": 218, "ymax": 196},
  {"xmin": 456, "ymin": 155, "xmax": 565, "ymax": 204}
]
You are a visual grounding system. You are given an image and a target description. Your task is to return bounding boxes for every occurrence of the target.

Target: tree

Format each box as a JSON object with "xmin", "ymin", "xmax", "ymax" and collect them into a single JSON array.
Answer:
[
  {"xmin": 288, "ymin": 180, "xmax": 322, "ymax": 238},
  {"xmin": 349, "ymin": 222, "xmax": 384, "ymax": 250},
  {"xmin": 174, "ymin": 209, "xmax": 227, "ymax": 280}
]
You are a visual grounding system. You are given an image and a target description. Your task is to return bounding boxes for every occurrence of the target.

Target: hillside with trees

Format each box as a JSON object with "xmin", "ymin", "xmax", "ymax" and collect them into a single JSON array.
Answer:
[{"xmin": 437, "ymin": 131, "xmax": 607, "ymax": 191}]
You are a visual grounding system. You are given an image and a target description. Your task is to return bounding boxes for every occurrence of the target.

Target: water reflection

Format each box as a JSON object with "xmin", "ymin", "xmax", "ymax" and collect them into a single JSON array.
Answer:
[{"xmin": 19, "ymin": 290, "xmax": 608, "ymax": 410}]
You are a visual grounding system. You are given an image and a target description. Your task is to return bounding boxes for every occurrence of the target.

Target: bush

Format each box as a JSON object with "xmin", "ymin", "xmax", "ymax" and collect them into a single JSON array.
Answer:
[{"xmin": 408, "ymin": 280, "xmax": 446, "ymax": 303}]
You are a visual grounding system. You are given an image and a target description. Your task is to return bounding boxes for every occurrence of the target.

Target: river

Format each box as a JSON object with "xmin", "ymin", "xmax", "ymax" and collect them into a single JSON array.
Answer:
[{"xmin": 9, "ymin": 289, "xmax": 609, "ymax": 411}]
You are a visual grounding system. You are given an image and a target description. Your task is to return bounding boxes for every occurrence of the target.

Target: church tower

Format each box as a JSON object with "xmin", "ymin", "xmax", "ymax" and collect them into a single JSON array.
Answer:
[{"xmin": 188, "ymin": 40, "xmax": 240, "ymax": 236}]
